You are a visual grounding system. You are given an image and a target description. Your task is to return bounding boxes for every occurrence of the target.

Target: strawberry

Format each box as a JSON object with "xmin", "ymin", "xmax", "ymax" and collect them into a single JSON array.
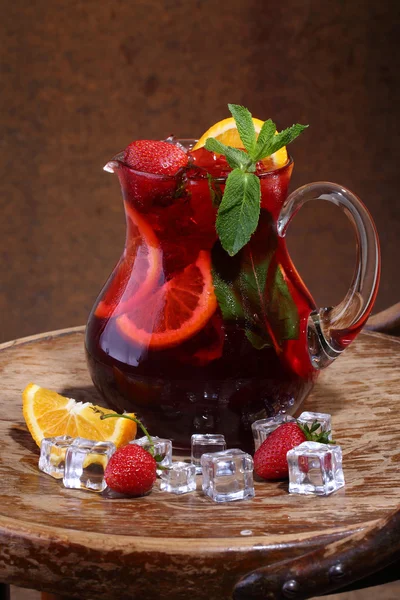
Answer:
[
  {"xmin": 104, "ymin": 444, "xmax": 157, "ymax": 496},
  {"xmin": 254, "ymin": 422, "xmax": 306, "ymax": 480},
  {"xmin": 254, "ymin": 419, "xmax": 335, "ymax": 480},
  {"xmin": 123, "ymin": 140, "xmax": 188, "ymax": 176}
]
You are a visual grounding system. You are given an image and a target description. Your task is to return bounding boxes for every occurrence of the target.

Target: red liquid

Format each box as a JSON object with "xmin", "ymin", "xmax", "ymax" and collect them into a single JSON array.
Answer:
[{"xmin": 85, "ymin": 149, "xmax": 318, "ymax": 451}]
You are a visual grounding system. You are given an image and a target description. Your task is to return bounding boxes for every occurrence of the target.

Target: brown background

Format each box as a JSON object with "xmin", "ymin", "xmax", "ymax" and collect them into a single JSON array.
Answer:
[{"xmin": 0, "ymin": 0, "xmax": 399, "ymax": 343}]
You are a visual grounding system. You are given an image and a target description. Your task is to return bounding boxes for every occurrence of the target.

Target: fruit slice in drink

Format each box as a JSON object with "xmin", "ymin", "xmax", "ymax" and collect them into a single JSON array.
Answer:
[
  {"xmin": 95, "ymin": 205, "xmax": 162, "ymax": 318},
  {"xmin": 116, "ymin": 250, "xmax": 217, "ymax": 349},
  {"xmin": 192, "ymin": 116, "xmax": 288, "ymax": 169}
]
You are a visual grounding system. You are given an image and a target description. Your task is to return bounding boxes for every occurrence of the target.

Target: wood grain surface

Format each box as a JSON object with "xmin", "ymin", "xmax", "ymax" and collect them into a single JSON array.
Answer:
[{"xmin": 0, "ymin": 328, "xmax": 399, "ymax": 599}]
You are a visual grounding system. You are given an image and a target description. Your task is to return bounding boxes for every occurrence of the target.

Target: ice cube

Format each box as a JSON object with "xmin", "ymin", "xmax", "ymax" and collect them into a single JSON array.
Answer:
[
  {"xmin": 201, "ymin": 449, "xmax": 255, "ymax": 503},
  {"xmin": 191, "ymin": 433, "xmax": 226, "ymax": 474},
  {"xmin": 164, "ymin": 135, "xmax": 190, "ymax": 153},
  {"xmin": 297, "ymin": 411, "xmax": 332, "ymax": 439},
  {"xmin": 63, "ymin": 437, "xmax": 116, "ymax": 492},
  {"xmin": 39, "ymin": 435, "xmax": 75, "ymax": 479},
  {"xmin": 287, "ymin": 441, "xmax": 345, "ymax": 496},
  {"xmin": 159, "ymin": 461, "xmax": 196, "ymax": 494},
  {"xmin": 130, "ymin": 435, "xmax": 172, "ymax": 476},
  {"xmin": 251, "ymin": 415, "xmax": 296, "ymax": 450}
]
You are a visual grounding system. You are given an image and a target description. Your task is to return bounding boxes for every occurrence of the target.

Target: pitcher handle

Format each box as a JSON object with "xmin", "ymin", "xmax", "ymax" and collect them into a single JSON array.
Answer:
[{"xmin": 277, "ymin": 182, "xmax": 380, "ymax": 369}]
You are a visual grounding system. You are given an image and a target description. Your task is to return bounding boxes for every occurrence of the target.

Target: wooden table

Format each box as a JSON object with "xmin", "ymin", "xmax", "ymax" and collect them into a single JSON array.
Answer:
[{"xmin": 0, "ymin": 327, "xmax": 399, "ymax": 600}]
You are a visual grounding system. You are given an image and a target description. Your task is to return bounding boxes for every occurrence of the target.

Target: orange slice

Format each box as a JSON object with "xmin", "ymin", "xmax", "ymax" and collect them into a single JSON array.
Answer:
[
  {"xmin": 95, "ymin": 205, "xmax": 162, "ymax": 318},
  {"xmin": 116, "ymin": 250, "xmax": 217, "ymax": 349},
  {"xmin": 22, "ymin": 384, "xmax": 137, "ymax": 447},
  {"xmin": 193, "ymin": 116, "xmax": 288, "ymax": 168}
]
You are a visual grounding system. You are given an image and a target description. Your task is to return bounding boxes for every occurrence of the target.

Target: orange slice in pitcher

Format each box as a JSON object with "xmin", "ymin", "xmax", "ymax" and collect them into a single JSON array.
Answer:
[
  {"xmin": 116, "ymin": 250, "xmax": 217, "ymax": 349},
  {"xmin": 95, "ymin": 206, "xmax": 162, "ymax": 318},
  {"xmin": 193, "ymin": 116, "xmax": 288, "ymax": 168},
  {"xmin": 22, "ymin": 384, "xmax": 137, "ymax": 447}
]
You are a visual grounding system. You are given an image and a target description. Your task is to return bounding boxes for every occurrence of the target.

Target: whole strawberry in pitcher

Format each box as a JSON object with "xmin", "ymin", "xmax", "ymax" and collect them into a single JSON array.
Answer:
[{"xmin": 85, "ymin": 104, "xmax": 380, "ymax": 452}]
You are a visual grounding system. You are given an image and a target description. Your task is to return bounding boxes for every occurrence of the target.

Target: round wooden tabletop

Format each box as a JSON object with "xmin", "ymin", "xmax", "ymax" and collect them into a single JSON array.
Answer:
[{"xmin": 0, "ymin": 327, "xmax": 399, "ymax": 599}]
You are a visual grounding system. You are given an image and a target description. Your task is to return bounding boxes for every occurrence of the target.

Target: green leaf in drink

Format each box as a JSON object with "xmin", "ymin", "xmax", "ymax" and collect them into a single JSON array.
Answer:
[
  {"xmin": 268, "ymin": 263, "xmax": 300, "ymax": 341},
  {"xmin": 212, "ymin": 268, "xmax": 244, "ymax": 322},
  {"xmin": 212, "ymin": 243, "xmax": 299, "ymax": 351},
  {"xmin": 205, "ymin": 103, "xmax": 308, "ymax": 256},
  {"xmin": 245, "ymin": 329, "xmax": 271, "ymax": 350}
]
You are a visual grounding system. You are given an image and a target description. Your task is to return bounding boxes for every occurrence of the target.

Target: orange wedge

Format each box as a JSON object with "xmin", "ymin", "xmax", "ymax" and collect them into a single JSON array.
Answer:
[
  {"xmin": 95, "ymin": 205, "xmax": 162, "ymax": 319},
  {"xmin": 116, "ymin": 250, "xmax": 217, "ymax": 349},
  {"xmin": 22, "ymin": 384, "xmax": 137, "ymax": 447},
  {"xmin": 193, "ymin": 116, "xmax": 288, "ymax": 168}
]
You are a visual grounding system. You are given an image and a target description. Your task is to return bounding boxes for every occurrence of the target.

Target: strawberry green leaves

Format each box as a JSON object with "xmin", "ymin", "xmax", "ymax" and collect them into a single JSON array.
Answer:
[
  {"xmin": 297, "ymin": 421, "xmax": 335, "ymax": 445},
  {"xmin": 205, "ymin": 104, "xmax": 308, "ymax": 256}
]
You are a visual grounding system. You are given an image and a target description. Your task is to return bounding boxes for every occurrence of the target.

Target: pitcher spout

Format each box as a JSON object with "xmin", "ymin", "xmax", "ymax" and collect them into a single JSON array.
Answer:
[{"xmin": 103, "ymin": 152, "xmax": 125, "ymax": 173}]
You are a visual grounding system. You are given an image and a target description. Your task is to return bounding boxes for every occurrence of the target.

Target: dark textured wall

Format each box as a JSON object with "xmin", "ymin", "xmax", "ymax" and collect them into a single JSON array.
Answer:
[{"xmin": 1, "ymin": 0, "xmax": 399, "ymax": 342}]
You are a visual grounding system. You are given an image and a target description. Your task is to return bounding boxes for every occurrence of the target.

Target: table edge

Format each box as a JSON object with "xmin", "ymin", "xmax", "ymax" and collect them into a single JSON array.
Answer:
[
  {"xmin": 0, "ymin": 325, "xmax": 86, "ymax": 352},
  {"xmin": 0, "ymin": 512, "xmax": 368, "ymax": 554},
  {"xmin": 1, "ymin": 325, "xmax": 399, "ymax": 354}
]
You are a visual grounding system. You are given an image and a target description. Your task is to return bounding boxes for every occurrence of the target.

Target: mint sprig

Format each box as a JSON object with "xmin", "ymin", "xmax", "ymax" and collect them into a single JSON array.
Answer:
[
  {"xmin": 205, "ymin": 138, "xmax": 254, "ymax": 172},
  {"xmin": 212, "ymin": 245, "xmax": 300, "ymax": 351},
  {"xmin": 215, "ymin": 169, "xmax": 260, "ymax": 256},
  {"xmin": 205, "ymin": 104, "xmax": 308, "ymax": 256}
]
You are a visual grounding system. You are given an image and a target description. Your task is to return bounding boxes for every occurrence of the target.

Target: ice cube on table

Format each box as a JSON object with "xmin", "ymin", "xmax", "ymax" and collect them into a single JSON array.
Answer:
[
  {"xmin": 159, "ymin": 461, "xmax": 196, "ymax": 494},
  {"xmin": 130, "ymin": 435, "xmax": 172, "ymax": 476},
  {"xmin": 287, "ymin": 441, "xmax": 345, "ymax": 496},
  {"xmin": 251, "ymin": 415, "xmax": 296, "ymax": 450},
  {"xmin": 191, "ymin": 433, "xmax": 226, "ymax": 473},
  {"xmin": 201, "ymin": 449, "xmax": 255, "ymax": 503},
  {"xmin": 297, "ymin": 411, "xmax": 332, "ymax": 439},
  {"xmin": 63, "ymin": 437, "xmax": 116, "ymax": 492},
  {"xmin": 39, "ymin": 435, "xmax": 75, "ymax": 479}
]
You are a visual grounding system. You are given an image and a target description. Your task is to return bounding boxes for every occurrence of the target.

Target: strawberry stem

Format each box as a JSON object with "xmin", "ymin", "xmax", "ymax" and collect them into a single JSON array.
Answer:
[
  {"xmin": 297, "ymin": 420, "xmax": 335, "ymax": 445},
  {"xmin": 91, "ymin": 407, "xmax": 155, "ymax": 455}
]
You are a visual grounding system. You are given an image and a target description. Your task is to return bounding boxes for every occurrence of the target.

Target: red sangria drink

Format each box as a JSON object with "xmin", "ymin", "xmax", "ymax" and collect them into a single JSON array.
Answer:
[{"xmin": 85, "ymin": 106, "xmax": 380, "ymax": 451}]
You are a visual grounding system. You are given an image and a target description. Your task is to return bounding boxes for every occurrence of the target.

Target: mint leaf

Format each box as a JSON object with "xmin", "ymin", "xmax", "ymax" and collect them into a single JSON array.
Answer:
[
  {"xmin": 204, "ymin": 104, "xmax": 308, "ymax": 256},
  {"xmin": 239, "ymin": 253, "xmax": 271, "ymax": 314},
  {"xmin": 271, "ymin": 123, "xmax": 308, "ymax": 152},
  {"xmin": 268, "ymin": 263, "xmax": 300, "ymax": 341},
  {"xmin": 212, "ymin": 268, "xmax": 244, "ymax": 321},
  {"xmin": 216, "ymin": 169, "xmax": 261, "ymax": 256},
  {"xmin": 255, "ymin": 123, "xmax": 308, "ymax": 161},
  {"xmin": 240, "ymin": 255, "xmax": 299, "ymax": 348},
  {"xmin": 207, "ymin": 174, "xmax": 223, "ymax": 207},
  {"xmin": 205, "ymin": 138, "xmax": 250, "ymax": 170},
  {"xmin": 254, "ymin": 119, "xmax": 276, "ymax": 160},
  {"xmin": 228, "ymin": 103, "xmax": 257, "ymax": 156},
  {"xmin": 212, "ymin": 246, "xmax": 299, "ymax": 350},
  {"xmin": 239, "ymin": 252, "xmax": 275, "ymax": 348},
  {"xmin": 245, "ymin": 329, "xmax": 271, "ymax": 350}
]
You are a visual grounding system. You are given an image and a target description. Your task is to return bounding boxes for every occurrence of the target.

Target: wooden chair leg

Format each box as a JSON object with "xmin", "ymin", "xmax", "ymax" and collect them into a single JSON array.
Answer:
[{"xmin": 365, "ymin": 302, "xmax": 400, "ymax": 334}]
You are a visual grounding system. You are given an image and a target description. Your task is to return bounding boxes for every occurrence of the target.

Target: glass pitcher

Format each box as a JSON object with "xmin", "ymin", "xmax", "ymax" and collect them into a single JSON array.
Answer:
[{"xmin": 85, "ymin": 140, "xmax": 380, "ymax": 451}]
